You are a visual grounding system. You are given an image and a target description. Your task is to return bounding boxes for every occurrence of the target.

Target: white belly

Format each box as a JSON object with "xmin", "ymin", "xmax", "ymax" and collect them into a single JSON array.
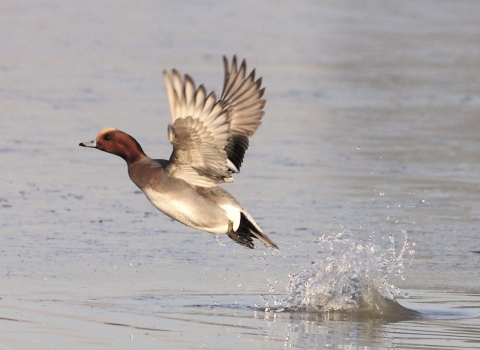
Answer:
[{"xmin": 142, "ymin": 187, "xmax": 238, "ymax": 234}]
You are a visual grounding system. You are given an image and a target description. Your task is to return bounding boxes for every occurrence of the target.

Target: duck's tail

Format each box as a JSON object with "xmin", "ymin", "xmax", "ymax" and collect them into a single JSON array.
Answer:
[{"xmin": 227, "ymin": 212, "xmax": 279, "ymax": 249}]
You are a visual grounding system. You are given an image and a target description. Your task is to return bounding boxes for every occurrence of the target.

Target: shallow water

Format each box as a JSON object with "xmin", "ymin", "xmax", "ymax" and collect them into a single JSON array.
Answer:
[{"xmin": 2, "ymin": 0, "xmax": 480, "ymax": 349}]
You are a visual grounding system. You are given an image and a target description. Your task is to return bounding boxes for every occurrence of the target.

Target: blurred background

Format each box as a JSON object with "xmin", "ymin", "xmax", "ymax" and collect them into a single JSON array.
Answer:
[{"xmin": 1, "ymin": 1, "xmax": 480, "ymax": 349}]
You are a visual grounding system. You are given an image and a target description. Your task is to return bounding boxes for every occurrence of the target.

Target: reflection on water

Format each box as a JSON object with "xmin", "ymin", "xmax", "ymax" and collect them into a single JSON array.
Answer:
[{"xmin": 177, "ymin": 292, "xmax": 480, "ymax": 349}]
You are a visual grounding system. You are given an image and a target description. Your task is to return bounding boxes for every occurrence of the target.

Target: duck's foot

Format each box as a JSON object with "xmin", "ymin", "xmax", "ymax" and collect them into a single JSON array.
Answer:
[{"xmin": 227, "ymin": 231, "xmax": 254, "ymax": 249}]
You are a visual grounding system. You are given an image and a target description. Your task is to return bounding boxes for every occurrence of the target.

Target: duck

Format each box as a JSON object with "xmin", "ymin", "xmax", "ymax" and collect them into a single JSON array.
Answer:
[{"xmin": 79, "ymin": 56, "xmax": 278, "ymax": 249}]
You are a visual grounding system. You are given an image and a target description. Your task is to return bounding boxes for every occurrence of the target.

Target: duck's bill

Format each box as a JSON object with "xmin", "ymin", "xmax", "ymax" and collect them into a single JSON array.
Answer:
[{"xmin": 79, "ymin": 140, "xmax": 97, "ymax": 148}]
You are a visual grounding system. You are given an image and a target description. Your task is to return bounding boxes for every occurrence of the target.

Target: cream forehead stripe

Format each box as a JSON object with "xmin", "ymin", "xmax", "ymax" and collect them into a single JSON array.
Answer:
[{"xmin": 98, "ymin": 128, "xmax": 118, "ymax": 137}]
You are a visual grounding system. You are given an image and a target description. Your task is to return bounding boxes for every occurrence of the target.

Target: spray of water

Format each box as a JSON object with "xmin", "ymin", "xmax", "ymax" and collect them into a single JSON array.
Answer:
[{"xmin": 275, "ymin": 230, "xmax": 414, "ymax": 315}]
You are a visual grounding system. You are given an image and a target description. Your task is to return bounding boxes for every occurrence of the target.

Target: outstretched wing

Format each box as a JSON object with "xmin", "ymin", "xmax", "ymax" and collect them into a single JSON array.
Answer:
[
  {"xmin": 220, "ymin": 56, "xmax": 266, "ymax": 172},
  {"xmin": 164, "ymin": 56, "xmax": 266, "ymax": 187}
]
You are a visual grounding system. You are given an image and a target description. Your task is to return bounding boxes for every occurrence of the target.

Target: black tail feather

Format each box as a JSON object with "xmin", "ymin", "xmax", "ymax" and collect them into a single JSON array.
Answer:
[
  {"xmin": 227, "ymin": 230, "xmax": 254, "ymax": 249},
  {"xmin": 227, "ymin": 212, "xmax": 278, "ymax": 249}
]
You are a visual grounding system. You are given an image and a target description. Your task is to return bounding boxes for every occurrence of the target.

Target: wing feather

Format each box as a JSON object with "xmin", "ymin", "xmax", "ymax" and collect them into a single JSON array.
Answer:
[
  {"xmin": 220, "ymin": 56, "xmax": 266, "ymax": 170},
  {"xmin": 163, "ymin": 56, "xmax": 266, "ymax": 186}
]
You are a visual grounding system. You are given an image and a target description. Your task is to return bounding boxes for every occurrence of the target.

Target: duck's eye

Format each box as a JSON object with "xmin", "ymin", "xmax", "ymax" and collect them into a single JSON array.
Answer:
[{"xmin": 103, "ymin": 134, "xmax": 112, "ymax": 141}]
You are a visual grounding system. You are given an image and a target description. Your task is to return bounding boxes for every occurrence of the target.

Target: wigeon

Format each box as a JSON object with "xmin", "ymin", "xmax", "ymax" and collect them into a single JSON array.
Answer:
[{"xmin": 80, "ymin": 56, "xmax": 278, "ymax": 249}]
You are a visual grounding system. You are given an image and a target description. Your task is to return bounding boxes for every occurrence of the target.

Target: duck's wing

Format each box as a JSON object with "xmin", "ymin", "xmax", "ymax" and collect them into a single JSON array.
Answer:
[
  {"xmin": 219, "ymin": 56, "xmax": 266, "ymax": 172},
  {"xmin": 164, "ymin": 56, "xmax": 266, "ymax": 187}
]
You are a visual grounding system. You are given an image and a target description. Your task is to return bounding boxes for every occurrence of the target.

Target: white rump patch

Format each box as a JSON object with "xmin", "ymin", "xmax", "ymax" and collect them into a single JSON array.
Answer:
[{"xmin": 219, "ymin": 204, "xmax": 241, "ymax": 231}]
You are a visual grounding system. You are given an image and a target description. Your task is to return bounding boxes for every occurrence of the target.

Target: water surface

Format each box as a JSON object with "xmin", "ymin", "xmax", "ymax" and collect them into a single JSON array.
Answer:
[{"xmin": 1, "ymin": 1, "xmax": 480, "ymax": 349}]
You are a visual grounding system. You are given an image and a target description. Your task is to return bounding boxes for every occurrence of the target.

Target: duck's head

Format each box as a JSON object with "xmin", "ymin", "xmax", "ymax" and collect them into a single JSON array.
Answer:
[{"xmin": 79, "ymin": 128, "xmax": 146, "ymax": 164}]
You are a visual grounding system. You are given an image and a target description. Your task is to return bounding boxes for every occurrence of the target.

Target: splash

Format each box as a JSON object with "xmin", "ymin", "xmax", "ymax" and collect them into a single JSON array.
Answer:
[{"xmin": 283, "ymin": 230, "xmax": 413, "ymax": 315}]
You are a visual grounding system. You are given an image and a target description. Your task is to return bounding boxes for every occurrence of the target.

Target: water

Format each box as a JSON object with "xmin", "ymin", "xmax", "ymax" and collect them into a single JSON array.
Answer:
[
  {"xmin": 284, "ymin": 231, "xmax": 412, "ymax": 314},
  {"xmin": 2, "ymin": 0, "xmax": 480, "ymax": 349}
]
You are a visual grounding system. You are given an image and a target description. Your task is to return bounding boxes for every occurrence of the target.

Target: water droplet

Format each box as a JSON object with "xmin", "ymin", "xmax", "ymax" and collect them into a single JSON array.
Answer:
[{"xmin": 284, "ymin": 231, "xmax": 410, "ymax": 312}]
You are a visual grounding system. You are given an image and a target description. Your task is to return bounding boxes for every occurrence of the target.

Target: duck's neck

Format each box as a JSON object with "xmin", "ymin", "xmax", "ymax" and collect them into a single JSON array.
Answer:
[
  {"xmin": 117, "ymin": 134, "xmax": 147, "ymax": 165},
  {"xmin": 123, "ymin": 142, "xmax": 146, "ymax": 165},
  {"xmin": 128, "ymin": 157, "xmax": 165, "ymax": 190}
]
